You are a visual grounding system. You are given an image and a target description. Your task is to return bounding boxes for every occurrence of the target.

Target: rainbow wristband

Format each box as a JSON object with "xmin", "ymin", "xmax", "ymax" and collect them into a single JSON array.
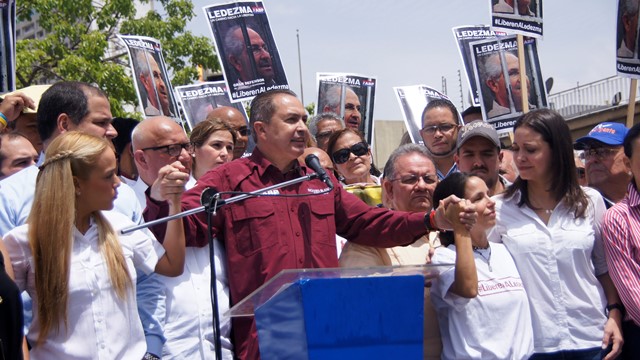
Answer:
[{"xmin": 0, "ymin": 112, "xmax": 7, "ymax": 128}]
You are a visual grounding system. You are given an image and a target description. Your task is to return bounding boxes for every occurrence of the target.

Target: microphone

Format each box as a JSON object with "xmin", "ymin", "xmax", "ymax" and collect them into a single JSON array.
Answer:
[
  {"xmin": 200, "ymin": 187, "xmax": 220, "ymax": 207},
  {"xmin": 305, "ymin": 154, "xmax": 334, "ymax": 190}
]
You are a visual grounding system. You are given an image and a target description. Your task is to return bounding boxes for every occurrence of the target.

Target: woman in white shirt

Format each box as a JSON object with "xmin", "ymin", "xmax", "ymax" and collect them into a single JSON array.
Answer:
[
  {"xmin": 4, "ymin": 131, "xmax": 187, "ymax": 359},
  {"xmin": 431, "ymin": 172, "xmax": 533, "ymax": 359},
  {"xmin": 489, "ymin": 109, "xmax": 623, "ymax": 359}
]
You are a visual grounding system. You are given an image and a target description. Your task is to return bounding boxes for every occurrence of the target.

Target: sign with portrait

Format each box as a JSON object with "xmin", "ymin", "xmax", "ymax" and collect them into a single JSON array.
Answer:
[
  {"xmin": 203, "ymin": 1, "xmax": 289, "ymax": 103},
  {"xmin": 174, "ymin": 81, "xmax": 248, "ymax": 130},
  {"xmin": 490, "ymin": 0, "xmax": 543, "ymax": 38},
  {"xmin": 393, "ymin": 85, "xmax": 455, "ymax": 145}
]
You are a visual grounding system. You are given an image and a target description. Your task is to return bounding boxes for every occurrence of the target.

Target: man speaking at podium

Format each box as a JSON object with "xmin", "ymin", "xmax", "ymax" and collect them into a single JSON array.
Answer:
[{"xmin": 145, "ymin": 89, "xmax": 474, "ymax": 359}]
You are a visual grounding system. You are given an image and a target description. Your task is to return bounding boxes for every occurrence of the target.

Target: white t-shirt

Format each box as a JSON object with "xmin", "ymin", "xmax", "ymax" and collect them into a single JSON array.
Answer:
[
  {"xmin": 4, "ymin": 211, "xmax": 164, "ymax": 359},
  {"xmin": 431, "ymin": 243, "xmax": 533, "ymax": 360}
]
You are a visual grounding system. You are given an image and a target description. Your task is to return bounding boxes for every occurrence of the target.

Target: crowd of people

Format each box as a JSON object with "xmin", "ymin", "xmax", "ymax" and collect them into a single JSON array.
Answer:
[{"xmin": 0, "ymin": 81, "xmax": 637, "ymax": 360}]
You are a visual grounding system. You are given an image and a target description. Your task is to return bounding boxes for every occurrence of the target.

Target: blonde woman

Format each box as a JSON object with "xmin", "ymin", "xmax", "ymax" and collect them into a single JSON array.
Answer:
[{"xmin": 4, "ymin": 131, "xmax": 187, "ymax": 359}]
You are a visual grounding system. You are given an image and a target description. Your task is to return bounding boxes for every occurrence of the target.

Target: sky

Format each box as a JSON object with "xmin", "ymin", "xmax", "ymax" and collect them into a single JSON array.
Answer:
[{"xmin": 185, "ymin": 0, "xmax": 617, "ymax": 121}]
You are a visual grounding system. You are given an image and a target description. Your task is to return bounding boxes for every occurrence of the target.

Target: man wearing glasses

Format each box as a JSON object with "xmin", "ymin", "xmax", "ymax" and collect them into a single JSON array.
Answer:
[
  {"xmin": 307, "ymin": 112, "xmax": 344, "ymax": 152},
  {"xmin": 420, "ymin": 99, "xmax": 461, "ymax": 180},
  {"xmin": 131, "ymin": 116, "xmax": 195, "ymax": 207},
  {"xmin": 574, "ymin": 122, "xmax": 631, "ymax": 209}
]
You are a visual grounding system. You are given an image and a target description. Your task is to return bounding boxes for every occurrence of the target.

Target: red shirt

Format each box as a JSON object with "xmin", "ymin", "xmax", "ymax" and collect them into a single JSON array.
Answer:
[{"xmin": 145, "ymin": 148, "xmax": 427, "ymax": 359}]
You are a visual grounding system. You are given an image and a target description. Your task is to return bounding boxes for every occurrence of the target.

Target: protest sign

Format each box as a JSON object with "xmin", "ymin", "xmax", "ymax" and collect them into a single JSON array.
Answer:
[
  {"xmin": 453, "ymin": 25, "xmax": 506, "ymax": 106},
  {"xmin": 0, "ymin": 0, "xmax": 15, "ymax": 93},
  {"xmin": 616, "ymin": 0, "xmax": 640, "ymax": 78},
  {"xmin": 491, "ymin": 0, "xmax": 543, "ymax": 38},
  {"xmin": 203, "ymin": 1, "xmax": 289, "ymax": 102},
  {"xmin": 175, "ymin": 80, "xmax": 248, "ymax": 130},
  {"xmin": 118, "ymin": 35, "xmax": 179, "ymax": 119},
  {"xmin": 316, "ymin": 72, "xmax": 377, "ymax": 146},
  {"xmin": 470, "ymin": 35, "xmax": 547, "ymax": 134}
]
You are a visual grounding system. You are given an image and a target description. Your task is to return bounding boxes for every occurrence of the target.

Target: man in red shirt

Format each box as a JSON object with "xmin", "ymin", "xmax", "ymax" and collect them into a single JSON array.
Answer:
[{"xmin": 145, "ymin": 89, "xmax": 473, "ymax": 359}]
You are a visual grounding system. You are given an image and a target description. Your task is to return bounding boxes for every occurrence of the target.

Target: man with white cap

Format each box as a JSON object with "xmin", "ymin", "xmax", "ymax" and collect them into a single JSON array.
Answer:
[
  {"xmin": 574, "ymin": 122, "xmax": 631, "ymax": 209},
  {"xmin": 1, "ymin": 85, "xmax": 50, "ymax": 154},
  {"xmin": 454, "ymin": 120, "xmax": 508, "ymax": 196}
]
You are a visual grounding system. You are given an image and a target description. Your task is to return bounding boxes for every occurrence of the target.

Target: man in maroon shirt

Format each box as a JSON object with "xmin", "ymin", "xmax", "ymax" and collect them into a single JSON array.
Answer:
[{"xmin": 145, "ymin": 89, "xmax": 474, "ymax": 359}]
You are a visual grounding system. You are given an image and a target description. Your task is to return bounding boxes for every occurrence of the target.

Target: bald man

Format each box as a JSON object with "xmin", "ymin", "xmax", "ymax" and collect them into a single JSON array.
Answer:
[
  {"xmin": 131, "ymin": 116, "xmax": 194, "ymax": 207},
  {"xmin": 207, "ymin": 106, "xmax": 252, "ymax": 158}
]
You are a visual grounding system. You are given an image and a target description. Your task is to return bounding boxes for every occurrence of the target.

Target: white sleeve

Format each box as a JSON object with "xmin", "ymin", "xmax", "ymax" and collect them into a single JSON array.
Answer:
[
  {"xmin": 3, "ymin": 227, "xmax": 30, "ymax": 292},
  {"xmin": 588, "ymin": 189, "xmax": 608, "ymax": 276},
  {"xmin": 431, "ymin": 246, "xmax": 471, "ymax": 312},
  {"xmin": 124, "ymin": 228, "xmax": 165, "ymax": 275}
]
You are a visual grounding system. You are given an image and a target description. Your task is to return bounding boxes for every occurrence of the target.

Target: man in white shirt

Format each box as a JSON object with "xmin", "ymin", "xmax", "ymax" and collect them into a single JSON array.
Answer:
[{"xmin": 132, "ymin": 116, "xmax": 233, "ymax": 359}]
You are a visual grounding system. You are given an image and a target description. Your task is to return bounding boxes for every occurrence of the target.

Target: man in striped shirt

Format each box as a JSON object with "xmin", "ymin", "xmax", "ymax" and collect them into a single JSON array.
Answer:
[{"xmin": 602, "ymin": 122, "xmax": 640, "ymax": 358}]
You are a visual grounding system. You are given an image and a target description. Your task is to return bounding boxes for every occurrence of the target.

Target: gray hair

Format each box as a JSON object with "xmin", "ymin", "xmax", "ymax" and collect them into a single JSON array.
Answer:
[
  {"xmin": 320, "ymin": 84, "xmax": 356, "ymax": 111},
  {"xmin": 224, "ymin": 26, "xmax": 246, "ymax": 58},
  {"xmin": 133, "ymin": 49, "xmax": 152, "ymax": 77},
  {"xmin": 383, "ymin": 143, "xmax": 433, "ymax": 181},
  {"xmin": 307, "ymin": 112, "xmax": 344, "ymax": 138}
]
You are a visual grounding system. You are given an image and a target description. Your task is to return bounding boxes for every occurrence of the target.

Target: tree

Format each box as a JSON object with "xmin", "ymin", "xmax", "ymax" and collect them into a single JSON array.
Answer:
[{"xmin": 16, "ymin": 0, "xmax": 220, "ymax": 117}]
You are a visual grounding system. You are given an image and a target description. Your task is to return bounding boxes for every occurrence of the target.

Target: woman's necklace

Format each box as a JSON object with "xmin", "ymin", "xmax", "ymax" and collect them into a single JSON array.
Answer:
[{"xmin": 472, "ymin": 245, "xmax": 492, "ymax": 272}]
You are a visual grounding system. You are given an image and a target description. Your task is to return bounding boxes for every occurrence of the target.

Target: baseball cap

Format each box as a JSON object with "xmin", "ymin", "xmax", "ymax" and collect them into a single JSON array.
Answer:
[
  {"xmin": 574, "ymin": 122, "xmax": 629, "ymax": 149},
  {"xmin": 1, "ymin": 85, "xmax": 51, "ymax": 114},
  {"xmin": 457, "ymin": 120, "xmax": 500, "ymax": 150}
]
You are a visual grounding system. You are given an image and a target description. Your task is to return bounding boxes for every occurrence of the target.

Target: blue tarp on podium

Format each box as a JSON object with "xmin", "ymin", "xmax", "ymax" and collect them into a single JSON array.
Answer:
[{"xmin": 227, "ymin": 266, "xmax": 452, "ymax": 360}]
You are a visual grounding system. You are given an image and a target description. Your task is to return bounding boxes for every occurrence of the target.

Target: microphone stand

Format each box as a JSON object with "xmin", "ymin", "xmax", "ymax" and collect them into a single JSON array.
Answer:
[
  {"xmin": 120, "ymin": 172, "xmax": 325, "ymax": 360},
  {"xmin": 120, "ymin": 173, "xmax": 322, "ymax": 235}
]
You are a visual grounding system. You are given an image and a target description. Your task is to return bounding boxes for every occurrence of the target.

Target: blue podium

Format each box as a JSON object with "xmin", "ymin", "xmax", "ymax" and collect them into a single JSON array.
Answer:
[{"xmin": 227, "ymin": 265, "xmax": 451, "ymax": 360}]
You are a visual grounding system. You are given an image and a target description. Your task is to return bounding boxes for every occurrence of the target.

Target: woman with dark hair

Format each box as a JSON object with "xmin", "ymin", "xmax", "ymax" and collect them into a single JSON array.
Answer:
[
  {"xmin": 489, "ymin": 109, "xmax": 623, "ymax": 359},
  {"xmin": 190, "ymin": 117, "xmax": 237, "ymax": 180},
  {"xmin": 431, "ymin": 172, "xmax": 533, "ymax": 359},
  {"xmin": 327, "ymin": 128, "xmax": 381, "ymax": 205},
  {"xmin": 327, "ymin": 128, "xmax": 379, "ymax": 186}
]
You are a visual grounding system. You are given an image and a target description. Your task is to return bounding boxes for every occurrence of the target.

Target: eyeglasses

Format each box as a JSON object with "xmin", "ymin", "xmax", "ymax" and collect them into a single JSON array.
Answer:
[
  {"xmin": 316, "ymin": 130, "xmax": 335, "ymax": 140},
  {"xmin": 390, "ymin": 174, "xmax": 437, "ymax": 185},
  {"xmin": 235, "ymin": 126, "xmax": 251, "ymax": 137},
  {"xmin": 421, "ymin": 123, "xmax": 457, "ymax": 135},
  {"xmin": 583, "ymin": 147, "xmax": 620, "ymax": 160},
  {"xmin": 250, "ymin": 44, "xmax": 269, "ymax": 54},
  {"xmin": 332, "ymin": 141, "xmax": 368, "ymax": 164},
  {"xmin": 142, "ymin": 142, "xmax": 193, "ymax": 157},
  {"xmin": 345, "ymin": 103, "xmax": 361, "ymax": 112}
]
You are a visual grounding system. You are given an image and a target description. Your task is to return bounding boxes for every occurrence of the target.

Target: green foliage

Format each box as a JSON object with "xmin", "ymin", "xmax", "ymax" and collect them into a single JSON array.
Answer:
[
  {"xmin": 305, "ymin": 102, "xmax": 315, "ymax": 116},
  {"xmin": 16, "ymin": 0, "xmax": 220, "ymax": 117}
]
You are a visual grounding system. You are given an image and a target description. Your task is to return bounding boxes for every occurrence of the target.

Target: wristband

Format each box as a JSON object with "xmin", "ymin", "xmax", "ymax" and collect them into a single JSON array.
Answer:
[
  {"xmin": 424, "ymin": 210, "xmax": 437, "ymax": 232},
  {"xmin": 605, "ymin": 303, "xmax": 625, "ymax": 317},
  {"xmin": 143, "ymin": 353, "xmax": 160, "ymax": 360},
  {"xmin": 0, "ymin": 112, "xmax": 7, "ymax": 128}
]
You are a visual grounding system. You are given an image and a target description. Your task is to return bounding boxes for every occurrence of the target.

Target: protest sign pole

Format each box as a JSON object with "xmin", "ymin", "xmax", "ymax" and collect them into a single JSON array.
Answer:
[
  {"xmin": 627, "ymin": 79, "xmax": 637, "ymax": 128},
  {"xmin": 517, "ymin": 34, "xmax": 529, "ymax": 113}
]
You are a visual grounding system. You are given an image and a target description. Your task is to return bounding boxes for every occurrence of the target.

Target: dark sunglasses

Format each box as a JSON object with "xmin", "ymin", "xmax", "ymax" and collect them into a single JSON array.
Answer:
[
  {"xmin": 235, "ymin": 126, "xmax": 251, "ymax": 137},
  {"xmin": 332, "ymin": 141, "xmax": 369, "ymax": 165}
]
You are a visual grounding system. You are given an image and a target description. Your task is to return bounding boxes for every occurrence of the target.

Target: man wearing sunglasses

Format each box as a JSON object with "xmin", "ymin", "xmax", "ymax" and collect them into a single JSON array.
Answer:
[
  {"xmin": 574, "ymin": 122, "xmax": 631, "ymax": 209},
  {"xmin": 145, "ymin": 89, "xmax": 477, "ymax": 360},
  {"xmin": 420, "ymin": 99, "xmax": 461, "ymax": 180},
  {"xmin": 307, "ymin": 112, "xmax": 344, "ymax": 152}
]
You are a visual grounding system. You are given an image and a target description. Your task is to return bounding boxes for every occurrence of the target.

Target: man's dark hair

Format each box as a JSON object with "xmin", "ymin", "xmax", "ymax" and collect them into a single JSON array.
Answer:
[
  {"xmin": 249, "ymin": 89, "xmax": 297, "ymax": 141},
  {"xmin": 421, "ymin": 99, "xmax": 461, "ymax": 126},
  {"xmin": 461, "ymin": 105, "xmax": 482, "ymax": 120},
  {"xmin": 37, "ymin": 81, "xmax": 107, "ymax": 142},
  {"xmin": 624, "ymin": 121, "xmax": 640, "ymax": 158}
]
